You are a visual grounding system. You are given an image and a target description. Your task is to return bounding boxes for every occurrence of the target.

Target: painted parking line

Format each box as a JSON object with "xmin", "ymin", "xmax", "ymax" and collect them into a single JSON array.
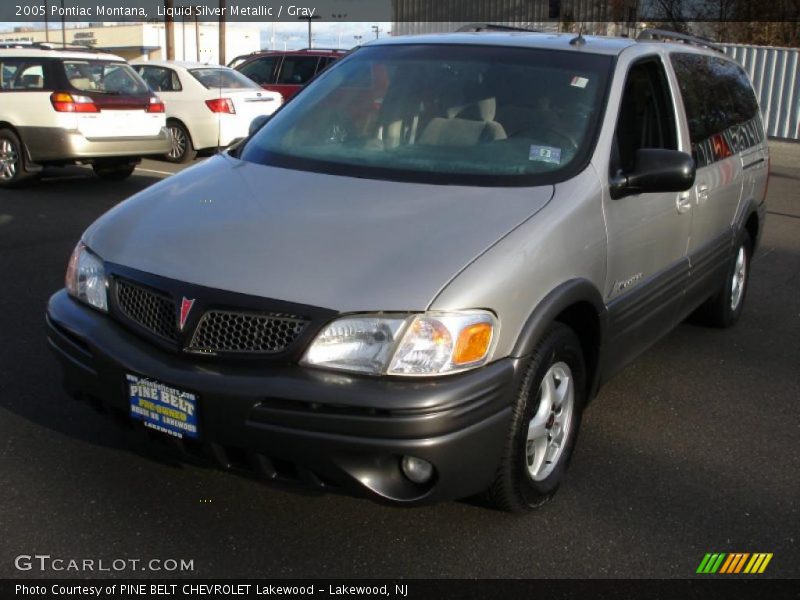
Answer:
[{"xmin": 135, "ymin": 167, "xmax": 176, "ymax": 177}]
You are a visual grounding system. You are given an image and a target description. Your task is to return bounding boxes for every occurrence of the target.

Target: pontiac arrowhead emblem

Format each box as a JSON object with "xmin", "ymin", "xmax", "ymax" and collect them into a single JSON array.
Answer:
[{"xmin": 179, "ymin": 297, "xmax": 195, "ymax": 331}]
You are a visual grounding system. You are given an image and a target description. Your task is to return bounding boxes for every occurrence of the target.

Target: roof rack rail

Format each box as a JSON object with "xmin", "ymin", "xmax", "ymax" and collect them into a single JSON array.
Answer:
[
  {"xmin": 297, "ymin": 47, "xmax": 348, "ymax": 53},
  {"xmin": 0, "ymin": 41, "xmax": 98, "ymax": 52},
  {"xmin": 456, "ymin": 23, "xmax": 539, "ymax": 33},
  {"xmin": 637, "ymin": 28, "xmax": 723, "ymax": 53}
]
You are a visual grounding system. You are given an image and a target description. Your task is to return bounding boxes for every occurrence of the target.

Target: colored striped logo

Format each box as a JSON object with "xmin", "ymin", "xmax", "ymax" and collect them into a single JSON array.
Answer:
[{"xmin": 696, "ymin": 553, "xmax": 773, "ymax": 574}]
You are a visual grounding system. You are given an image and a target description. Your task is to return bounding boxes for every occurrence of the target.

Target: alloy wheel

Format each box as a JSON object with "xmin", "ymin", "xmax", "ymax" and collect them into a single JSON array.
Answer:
[
  {"xmin": 168, "ymin": 126, "xmax": 187, "ymax": 160},
  {"xmin": 730, "ymin": 245, "xmax": 747, "ymax": 311},
  {"xmin": 0, "ymin": 139, "xmax": 18, "ymax": 180},
  {"xmin": 526, "ymin": 361, "xmax": 575, "ymax": 481}
]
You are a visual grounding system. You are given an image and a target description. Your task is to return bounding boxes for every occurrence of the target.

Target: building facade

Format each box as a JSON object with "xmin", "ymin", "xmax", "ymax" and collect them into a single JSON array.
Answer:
[{"xmin": 0, "ymin": 22, "xmax": 260, "ymax": 64}]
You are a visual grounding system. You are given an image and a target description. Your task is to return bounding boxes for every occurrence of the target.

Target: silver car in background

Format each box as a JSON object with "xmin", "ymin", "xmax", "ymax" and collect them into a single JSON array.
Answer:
[{"xmin": 47, "ymin": 31, "xmax": 768, "ymax": 511}]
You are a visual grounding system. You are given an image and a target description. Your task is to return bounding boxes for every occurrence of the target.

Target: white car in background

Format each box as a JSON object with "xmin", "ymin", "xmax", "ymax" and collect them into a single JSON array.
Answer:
[
  {"xmin": 0, "ymin": 45, "xmax": 169, "ymax": 187},
  {"xmin": 132, "ymin": 61, "xmax": 283, "ymax": 163}
]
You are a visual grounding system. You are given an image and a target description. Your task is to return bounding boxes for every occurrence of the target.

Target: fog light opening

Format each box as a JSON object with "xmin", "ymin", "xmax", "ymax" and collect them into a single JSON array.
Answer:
[{"xmin": 400, "ymin": 456, "xmax": 434, "ymax": 484}]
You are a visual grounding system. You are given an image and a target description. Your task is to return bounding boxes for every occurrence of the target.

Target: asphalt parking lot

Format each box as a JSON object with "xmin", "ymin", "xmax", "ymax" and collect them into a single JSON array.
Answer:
[{"xmin": 0, "ymin": 148, "xmax": 798, "ymax": 579}]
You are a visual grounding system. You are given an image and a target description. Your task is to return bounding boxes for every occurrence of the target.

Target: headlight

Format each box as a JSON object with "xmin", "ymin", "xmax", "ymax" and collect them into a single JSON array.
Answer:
[
  {"xmin": 65, "ymin": 242, "xmax": 108, "ymax": 312},
  {"xmin": 302, "ymin": 311, "xmax": 496, "ymax": 376}
]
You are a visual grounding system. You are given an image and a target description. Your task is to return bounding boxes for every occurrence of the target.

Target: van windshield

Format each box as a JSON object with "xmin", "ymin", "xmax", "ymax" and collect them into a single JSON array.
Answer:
[{"xmin": 240, "ymin": 44, "xmax": 613, "ymax": 186}]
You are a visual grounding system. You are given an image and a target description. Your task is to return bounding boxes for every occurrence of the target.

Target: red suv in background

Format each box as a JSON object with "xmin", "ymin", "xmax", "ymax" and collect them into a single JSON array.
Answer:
[{"xmin": 230, "ymin": 49, "xmax": 347, "ymax": 100}]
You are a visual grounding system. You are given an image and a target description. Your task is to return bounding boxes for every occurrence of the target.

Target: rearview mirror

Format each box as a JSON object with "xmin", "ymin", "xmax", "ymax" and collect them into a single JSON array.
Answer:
[
  {"xmin": 248, "ymin": 114, "xmax": 271, "ymax": 137},
  {"xmin": 610, "ymin": 149, "xmax": 695, "ymax": 200}
]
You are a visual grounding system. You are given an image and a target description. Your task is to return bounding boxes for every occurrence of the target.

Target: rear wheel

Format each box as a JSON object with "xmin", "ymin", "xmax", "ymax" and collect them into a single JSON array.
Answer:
[
  {"xmin": 165, "ymin": 121, "xmax": 197, "ymax": 163},
  {"xmin": 92, "ymin": 162, "xmax": 136, "ymax": 181},
  {"xmin": 694, "ymin": 231, "xmax": 752, "ymax": 328},
  {"xmin": 484, "ymin": 323, "xmax": 586, "ymax": 512},
  {"xmin": 0, "ymin": 129, "xmax": 34, "ymax": 188}
]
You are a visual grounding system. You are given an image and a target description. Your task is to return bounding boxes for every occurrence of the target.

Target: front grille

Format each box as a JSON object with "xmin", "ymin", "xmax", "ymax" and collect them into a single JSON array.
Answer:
[
  {"xmin": 116, "ymin": 280, "xmax": 178, "ymax": 343},
  {"xmin": 188, "ymin": 310, "xmax": 307, "ymax": 355}
]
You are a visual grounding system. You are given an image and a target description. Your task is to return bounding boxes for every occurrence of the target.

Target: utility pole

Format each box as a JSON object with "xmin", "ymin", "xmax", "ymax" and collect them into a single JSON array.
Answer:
[
  {"xmin": 218, "ymin": 0, "xmax": 226, "ymax": 65},
  {"xmin": 371, "ymin": 25, "xmax": 381, "ymax": 39},
  {"xmin": 194, "ymin": 6, "xmax": 200, "ymax": 62},
  {"xmin": 44, "ymin": 0, "xmax": 49, "ymax": 42},
  {"xmin": 300, "ymin": 15, "xmax": 321, "ymax": 48},
  {"xmin": 60, "ymin": 0, "xmax": 66, "ymax": 46},
  {"xmin": 164, "ymin": 0, "xmax": 175, "ymax": 59}
]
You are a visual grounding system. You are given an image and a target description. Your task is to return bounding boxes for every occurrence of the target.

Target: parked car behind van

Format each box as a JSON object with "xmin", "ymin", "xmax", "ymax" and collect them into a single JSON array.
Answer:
[
  {"xmin": 47, "ymin": 31, "xmax": 768, "ymax": 511},
  {"xmin": 133, "ymin": 61, "xmax": 283, "ymax": 163},
  {"xmin": 231, "ymin": 48, "xmax": 346, "ymax": 101},
  {"xmin": 0, "ymin": 45, "xmax": 169, "ymax": 186}
]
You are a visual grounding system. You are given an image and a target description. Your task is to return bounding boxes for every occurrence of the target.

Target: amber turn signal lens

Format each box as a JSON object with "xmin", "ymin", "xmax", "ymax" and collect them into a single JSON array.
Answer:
[{"xmin": 452, "ymin": 322, "xmax": 493, "ymax": 365}]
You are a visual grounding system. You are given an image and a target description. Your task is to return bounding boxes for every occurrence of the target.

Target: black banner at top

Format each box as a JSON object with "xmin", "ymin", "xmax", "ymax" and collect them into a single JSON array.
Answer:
[{"xmin": 1, "ymin": 0, "xmax": 799, "ymax": 23}]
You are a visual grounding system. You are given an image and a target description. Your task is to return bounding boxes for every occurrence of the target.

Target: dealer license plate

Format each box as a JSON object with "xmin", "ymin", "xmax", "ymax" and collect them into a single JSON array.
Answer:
[{"xmin": 127, "ymin": 374, "xmax": 199, "ymax": 440}]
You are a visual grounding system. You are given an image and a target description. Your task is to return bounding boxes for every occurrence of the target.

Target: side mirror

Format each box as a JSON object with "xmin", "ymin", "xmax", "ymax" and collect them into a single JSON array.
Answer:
[
  {"xmin": 610, "ymin": 149, "xmax": 696, "ymax": 200},
  {"xmin": 248, "ymin": 114, "xmax": 271, "ymax": 137}
]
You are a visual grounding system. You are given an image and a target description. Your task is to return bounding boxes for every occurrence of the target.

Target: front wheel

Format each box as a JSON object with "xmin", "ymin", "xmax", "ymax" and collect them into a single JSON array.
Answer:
[{"xmin": 484, "ymin": 323, "xmax": 586, "ymax": 512}]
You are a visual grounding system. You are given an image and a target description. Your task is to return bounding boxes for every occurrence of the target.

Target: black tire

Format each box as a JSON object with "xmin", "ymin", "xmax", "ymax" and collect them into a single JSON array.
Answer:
[
  {"xmin": 484, "ymin": 323, "xmax": 586, "ymax": 512},
  {"xmin": 694, "ymin": 231, "xmax": 752, "ymax": 328},
  {"xmin": 0, "ymin": 128, "xmax": 34, "ymax": 188},
  {"xmin": 165, "ymin": 121, "xmax": 197, "ymax": 164},
  {"xmin": 93, "ymin": 162, "xmax": 136, "ymax": 181}
]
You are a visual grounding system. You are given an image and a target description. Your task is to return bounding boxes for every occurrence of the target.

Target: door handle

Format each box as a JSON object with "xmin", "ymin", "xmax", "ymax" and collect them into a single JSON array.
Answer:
[
  {"xmin": 676, "ymin": 193, "xmax": 692, "ymax": 214},
  {"xmin": 697, "ymin": 185, "xmax": 709, "ymax": 204}
]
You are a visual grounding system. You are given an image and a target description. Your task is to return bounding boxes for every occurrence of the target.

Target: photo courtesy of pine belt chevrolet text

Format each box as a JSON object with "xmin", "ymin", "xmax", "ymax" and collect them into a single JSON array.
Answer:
[{"xmin": 43, "ymin": 30, "xmax": 768, "ymax": 512}]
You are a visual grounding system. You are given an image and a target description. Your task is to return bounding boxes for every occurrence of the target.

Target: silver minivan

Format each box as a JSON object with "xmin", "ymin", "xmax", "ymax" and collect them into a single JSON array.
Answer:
[{"xmin": 47, "ymin": 31, "xmax": 769, "ymax": 511}]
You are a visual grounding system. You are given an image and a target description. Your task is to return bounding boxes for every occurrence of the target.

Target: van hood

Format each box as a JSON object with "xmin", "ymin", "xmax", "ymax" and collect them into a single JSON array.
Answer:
[{"xmin": 84, "ymin": 155, "xmax": 553, "ymax": 312}]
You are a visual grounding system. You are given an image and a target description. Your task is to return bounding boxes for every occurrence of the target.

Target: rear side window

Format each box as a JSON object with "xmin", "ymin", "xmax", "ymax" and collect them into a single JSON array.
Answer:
[
  {"xmin": 277, "ymin": 56, "xmax": 319, "ymax": 85},
  {"xmin": 0, "ymin": 59, "xmax": 48, "ymax": 90},
  {"xmin": 238, "ymin": 56, "xmax": 279, "ymax": 85},
  {"xmin": 137, "ymin": 66, "xmax": 182, "ymax": 92},
  {"xmin": 671, "ymin": 53, "xmax": 763, "ymax": 166}
]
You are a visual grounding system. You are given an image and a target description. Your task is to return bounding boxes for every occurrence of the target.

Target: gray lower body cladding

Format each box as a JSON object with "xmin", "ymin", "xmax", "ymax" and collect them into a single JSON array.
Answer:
[{"xmin": 46, "ymin": 290, "xmax": 520, "ymax": 505}]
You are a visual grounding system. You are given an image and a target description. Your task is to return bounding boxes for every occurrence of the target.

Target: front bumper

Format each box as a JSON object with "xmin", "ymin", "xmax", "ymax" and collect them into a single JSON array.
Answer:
[
  {"xmin": 46, "ymin": 290, "xmax": 520, "ymax": 505},
  {"xmin": 20, "ymin": 127, "xmax": 171, "ymax": 162}
]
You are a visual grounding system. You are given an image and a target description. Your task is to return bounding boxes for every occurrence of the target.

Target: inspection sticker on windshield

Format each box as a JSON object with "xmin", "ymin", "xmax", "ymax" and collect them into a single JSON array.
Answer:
[
  {"xmin": 127, "ymin": 374, "xmax": 199, "ymax": 439},
  {"xmin": 571, "ymin": 76, "xmax": 589, "ymax": 88},
  {"xmin": 529, "ymin": 145, "xmax": 562, "ymax": 164}
]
